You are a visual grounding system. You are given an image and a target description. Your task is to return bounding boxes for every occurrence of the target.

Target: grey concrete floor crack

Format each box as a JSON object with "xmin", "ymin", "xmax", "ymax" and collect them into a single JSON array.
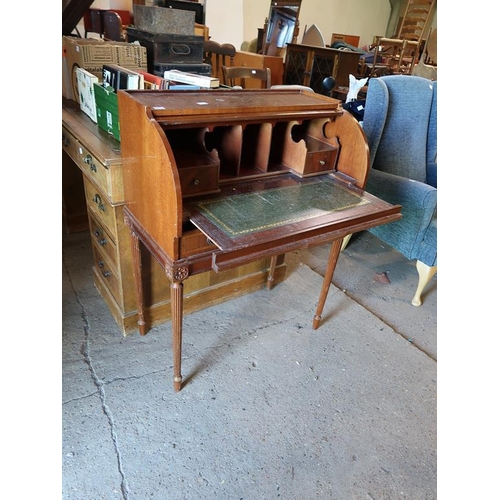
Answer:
[{"xmin": 64, "ymin": 262, "xmax": 131, "ymax": 500}]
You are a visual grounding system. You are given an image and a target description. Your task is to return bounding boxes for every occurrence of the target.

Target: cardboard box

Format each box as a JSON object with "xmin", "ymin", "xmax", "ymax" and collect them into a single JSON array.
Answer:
[
  {"xmin": 94, "ymin": 83, "xmax": 120, "ymax": 142},
  {"xmin": 62, "ymin": 36, "xmax": 147, "ymax": 102}
]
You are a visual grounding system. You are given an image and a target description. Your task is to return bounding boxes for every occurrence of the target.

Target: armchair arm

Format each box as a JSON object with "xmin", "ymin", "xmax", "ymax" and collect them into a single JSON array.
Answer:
[{"xmin": 366, "ymin": 169, "xmax": 437, "ymax": 261}]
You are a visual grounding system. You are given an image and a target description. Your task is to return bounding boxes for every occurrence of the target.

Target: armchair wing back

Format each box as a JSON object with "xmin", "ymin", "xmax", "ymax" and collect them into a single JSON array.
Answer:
[{"xmin": 362, "ymin": 75, "xmax": 437, "ymax": 306}]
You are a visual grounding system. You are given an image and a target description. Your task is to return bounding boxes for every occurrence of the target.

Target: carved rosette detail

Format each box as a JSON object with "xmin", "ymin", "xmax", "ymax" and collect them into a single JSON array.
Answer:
[{"xmin": 166, "ymin": 266, "xmax": 189, "ymax": 282}]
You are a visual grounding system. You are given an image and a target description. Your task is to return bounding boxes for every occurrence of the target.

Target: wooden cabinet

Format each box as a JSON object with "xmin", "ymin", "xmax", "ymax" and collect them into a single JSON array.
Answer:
[
  {"xmin": 284, "ymin": 43, "xmax": 361, "ymax": 93},
  {"xmin": 233, "ymin": 50, "xmax": 284, "ymax": 87},
  {"xmin": 62, "ymin": 98, "xmax": 286, "ymax": 335}
]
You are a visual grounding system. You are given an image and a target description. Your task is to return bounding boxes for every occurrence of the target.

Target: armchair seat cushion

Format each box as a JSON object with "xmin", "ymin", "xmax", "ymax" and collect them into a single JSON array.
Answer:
[
  {"xmin": 366, "ymin": 168, "xmax": 437, "ymax": 263},
  {"xmin": 417, "ymin": 216, "xmax": 437, "ymax": 267}
]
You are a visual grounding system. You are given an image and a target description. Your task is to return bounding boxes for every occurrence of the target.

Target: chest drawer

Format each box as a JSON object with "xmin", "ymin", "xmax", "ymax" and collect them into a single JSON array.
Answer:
[
  {"xmin": 91, "ymin": 243, "xmax": 120, "ymax": 301},
  {"xmin": 83, "ymin": 178, "xmax": 118, "ymax": 238},
  {"xmin": 77, "ymin": 143, "xmax": 112, "ymax": 197},
  {"xmin": 89, "ymin": 213, "xmax": 118, "ymax": 267},
  {"xmin": 62, "ymin": 126, "xmax": 79, "ymax": 161}
]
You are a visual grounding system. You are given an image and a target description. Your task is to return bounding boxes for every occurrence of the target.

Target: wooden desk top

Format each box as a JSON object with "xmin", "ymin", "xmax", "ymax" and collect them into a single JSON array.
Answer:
[
  {"xmin": 123, "ymin": 88, "xmax": 343, "ymax": 125},
  {"xmin": 62, "ymin": 98, "xmax": 122, "ymax": 164}
]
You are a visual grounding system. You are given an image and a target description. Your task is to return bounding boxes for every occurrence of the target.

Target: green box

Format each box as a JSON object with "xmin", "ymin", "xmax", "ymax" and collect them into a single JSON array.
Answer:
[{"xmin": 94, "ymin": 83, "xmax": 120, "ymax": 142}]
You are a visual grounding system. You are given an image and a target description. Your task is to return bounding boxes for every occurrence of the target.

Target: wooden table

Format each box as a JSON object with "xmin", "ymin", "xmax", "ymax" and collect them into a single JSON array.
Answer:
[{"xmin": 117, "ymin": 88, "xmax": 402, "ymax": 391}]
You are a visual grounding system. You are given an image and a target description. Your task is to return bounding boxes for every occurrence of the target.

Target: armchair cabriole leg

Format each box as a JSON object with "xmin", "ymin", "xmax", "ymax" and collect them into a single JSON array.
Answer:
[
  {"xmin": 411, "ymin": 260, "xmax": 437, "ymax": 306},
  {"xmin": 340, "ymin": 234, "xmax": 352, "ymax": 252}
]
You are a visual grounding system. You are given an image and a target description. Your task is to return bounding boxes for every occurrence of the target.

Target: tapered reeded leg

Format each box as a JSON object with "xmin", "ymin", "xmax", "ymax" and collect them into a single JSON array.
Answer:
[
  {"xmin": 266, "ymin": 255, "xmax": 278, "ymax": 290},
  {"xmin": 166, "ymin": 265, "xmax": 188, "ymax": 392},
  {"xmin": 313, "ymin": 238, "xmax": 342, "ymax": 330},
  {"xmin": 129, "ymin": 228, "xmax": 147, "ymax": 336},
  {"xmin": 170, "ymin": 281, "xmax": 184, "ymax": 392}
]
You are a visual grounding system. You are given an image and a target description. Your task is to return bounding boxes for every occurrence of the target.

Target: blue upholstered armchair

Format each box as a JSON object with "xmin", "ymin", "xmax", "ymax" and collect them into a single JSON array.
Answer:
[{"xmin": 361, "ymin": 75, "xmax": 437, "ymax": 306}]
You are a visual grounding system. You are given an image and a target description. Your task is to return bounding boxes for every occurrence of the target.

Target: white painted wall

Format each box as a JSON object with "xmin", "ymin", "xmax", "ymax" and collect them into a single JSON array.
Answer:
[
  {"xmin": 214, "ymin": 0, "xmax": 391, "ymax": 50},
  {"xmin": 90, "ymin": 0, "xmax": 131, "ymax": 9},
  {"xmin": 204, "ymin": 0, "xmax": 244, "ymax": 48},
  {"xmin": 87, "ymin": 0, "xmax": 392, "ymax": 50}
]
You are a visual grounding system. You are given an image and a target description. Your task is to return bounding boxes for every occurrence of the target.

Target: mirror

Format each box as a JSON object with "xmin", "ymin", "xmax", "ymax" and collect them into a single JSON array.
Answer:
[{"xmin": 262, "ymin": 0, "xmax": 302, "ymax": 56}]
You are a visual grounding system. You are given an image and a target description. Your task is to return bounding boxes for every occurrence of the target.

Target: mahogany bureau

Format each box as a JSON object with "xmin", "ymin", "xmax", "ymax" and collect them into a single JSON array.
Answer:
[{"xmin": 116, "ymin": 89, "xmax": 402, "ymax": 391}]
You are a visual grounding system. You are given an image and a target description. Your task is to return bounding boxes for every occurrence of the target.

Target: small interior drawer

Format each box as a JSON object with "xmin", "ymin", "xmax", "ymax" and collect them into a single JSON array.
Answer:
[
  {"xmin": 304, "ymin": 148, "xmax": 338, "ymax": 175},
  {"xmin": 180, "ymin": 227, "xmax": 218, "ymax": 257},
  {"xmin": 303, "ymin": 136, "xmax": 339, "ymax": 175},
  {"xmin": 179, "ymin": 164, "xmax": 220, "ymax": 197}
]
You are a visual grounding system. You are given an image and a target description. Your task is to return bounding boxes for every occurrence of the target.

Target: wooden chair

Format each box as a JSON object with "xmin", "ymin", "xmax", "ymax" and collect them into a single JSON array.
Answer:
[
  {"xmin": 396, "ymin": 0, "xmax": 436, "ymax": 46},
  {"xmin": 102, "ymin": 11, "xmax": 125, "ymax": 42},
  {"xmin": 363, "ymin": 37, "xmax": 408, "ymax": 77},
  {"xmin": 222, "ymin": 66, "xmax": 271, "ymax": 89},
  {"xmin": 83, "ymin": 8, "xmax": 104, "ymax": 38},
  {"xmin": 203, "ymin": 40, "xmax": 236, "ymax": 81},
  {"xmin": 365, "ymin": 0, "xmax": 436, "ymax": 77}
]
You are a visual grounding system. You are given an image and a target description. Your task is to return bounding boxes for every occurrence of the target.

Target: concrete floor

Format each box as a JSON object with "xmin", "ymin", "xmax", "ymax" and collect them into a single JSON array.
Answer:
[{"xmin": 62, "ymin": 229, "xmax": 436, "ymax": 499}]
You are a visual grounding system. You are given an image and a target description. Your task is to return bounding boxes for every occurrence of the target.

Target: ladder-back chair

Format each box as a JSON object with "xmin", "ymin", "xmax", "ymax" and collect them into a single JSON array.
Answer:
[
  {"xmin": 222, "ymin": 66, "xmax": 271, "ymax": 89},
  {"xmin": 203, "ymin": 40, "xmax": 236, "ymax": 81}
]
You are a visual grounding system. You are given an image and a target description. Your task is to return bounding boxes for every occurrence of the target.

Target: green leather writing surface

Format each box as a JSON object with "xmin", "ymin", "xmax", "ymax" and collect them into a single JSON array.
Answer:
[{"xmin": 193, "ymin": 178, "xmax": 370, "ymax": 238}]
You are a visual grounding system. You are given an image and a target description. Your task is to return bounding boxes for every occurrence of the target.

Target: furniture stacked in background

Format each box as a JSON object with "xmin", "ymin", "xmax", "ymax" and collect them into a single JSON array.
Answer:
[
  {"xmin": 222, "ymin": 66, "xmax": 271, "ymax": 88},
  {"xmin": 126, "ymin": 5, "xmax": 211, "ymax": 77},
  {"xmin": 411, "ymin": 27, "xmax": 437, "ymax": 80},
  {"xmin": 233, "ymin": 51, "xmax": 284, "ymax": 87},
  {"xmin": 330, "ymin": 32, "xmax": 360, "ymax": 48},
  {"xmin": 83, "ymin": 8, "xmax": 133, "ymax": 40},
  {"xmin": 283, "ymin": 43, "xmax": 362, "ymax": 95},
  {"xmin": 363, "ymin": 0, "xmax": 436, "ymax": 77},
  {"xmin": 203, "ymin": 40, "xmax": 236, "ymax": 82},
  {"xmin": 360, "ymin": 75, "xmax": 437, "ymax": 306}
]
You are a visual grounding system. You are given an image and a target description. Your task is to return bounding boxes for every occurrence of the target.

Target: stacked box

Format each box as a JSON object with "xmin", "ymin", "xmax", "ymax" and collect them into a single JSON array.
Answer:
[
  {"xmin": 94, "ymin": 84, "xmax": 120, "ymax": 142},
  {"xmin": 127, "ymin": 27, "xmax": 204, "ymax": 73},
  {"xmin": 133, "ymin": 5, "xmax": 195, "ymax": 34},
  {"xmin": 127, "ymin": 5, "xmax": 210, "ymax": 78},
  {"xmin": 154, "ymin": 62, "xmax": 212, "ymax": 78},
  {"xmin": 62, "ymin": 36, "xmax": 147, "ymax": 101}
]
